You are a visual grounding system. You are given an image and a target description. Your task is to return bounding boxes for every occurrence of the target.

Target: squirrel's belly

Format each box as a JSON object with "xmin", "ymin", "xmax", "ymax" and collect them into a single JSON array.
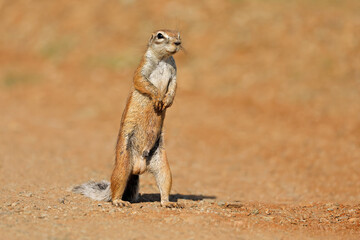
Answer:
[
  {"xmin": 137, "ymin": 111, "xmax": 163, "ymax": 148},
  {"xmin": 130, "ymin": 110, "xmax": 161, "ymax": 175},
  {"xmin": 148, "ymin": 62, "xmax": 172, "ymax": 94},
  {"xmin": 126, "ymin": 98, "xmax": 164, "ymax": 153}
]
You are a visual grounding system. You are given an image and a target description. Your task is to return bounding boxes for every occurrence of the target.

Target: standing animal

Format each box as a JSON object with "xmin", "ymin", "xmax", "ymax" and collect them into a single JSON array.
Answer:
[{"xmin": 72, "ymin": 29, "xmax": 182, "ymax": 208}]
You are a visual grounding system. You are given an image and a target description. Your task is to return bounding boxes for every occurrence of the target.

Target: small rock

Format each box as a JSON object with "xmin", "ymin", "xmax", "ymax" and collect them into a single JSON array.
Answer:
[
  {"xmin": 338, "ymin": 216, "xmax": 349, "ymax": 221},
  {"xmin": 225, "ymin": 202, "xmax": 243, "ymax": 209},
  {"xmin": 217, "ymin": 201, "xmax": 225, "ymax": 207},
  {"xmin": 38, "ymin": 213, "xmax": 47, "ymax": 219},
  {"xmin": 58, "ymin": 198, "xmax": 65, "ymax": 204},
  {"xmin": 262, "ymin": 216, "xmax": 274, "ymax": 221},
  {"xmin": 11, "ymin": 202, "xmax": 19, "ymax": 207},
  {"xmin": 319, "ymin": 218, "xmax": 329, "ymax": 223},
  {"xmin": 33, "ymin": 205, "xmax": 40, "ymax": 210},
  {"xmin": 19, "ymin": 192, "xmax": 33, "ymax": 197},
  {"xmin": 348, "ymin": 218, "xmax": 359, "ymax": 223},
  {"xmin": 252, "ymin": 209, "xmax": 259, "ymax": 215},
  {"xmin": 325, "ymin": 203, "xmax": 339, "ymax": 210}
]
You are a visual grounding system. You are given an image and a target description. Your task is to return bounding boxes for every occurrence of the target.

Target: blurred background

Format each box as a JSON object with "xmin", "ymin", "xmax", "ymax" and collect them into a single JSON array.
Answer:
[{"xmin": 1, "ymin": 0, "xmax": 360, "ymax": 204}]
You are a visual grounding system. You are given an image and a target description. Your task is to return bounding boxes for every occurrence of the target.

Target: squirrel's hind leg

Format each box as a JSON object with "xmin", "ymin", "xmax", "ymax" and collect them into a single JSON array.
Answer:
[
  {"xmin": 148, "ymin": 143, "xmax": 182, "ymax": 208},
  {"xmin": 111, "ymin": 148, "xmax": 132, "ymax": 207}
]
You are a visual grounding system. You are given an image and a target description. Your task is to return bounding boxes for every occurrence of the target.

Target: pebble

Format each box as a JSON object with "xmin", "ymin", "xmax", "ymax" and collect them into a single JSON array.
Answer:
[
  {"xmin": 33, "ymin": 205, "xmax": 40, "ymax": 210},
  {"xmin": 20, "ymin": 192, "xmax": 33, "ymax": 197},
  {"xmin": 252, "ymin": 209, "xmax": 259, "ymax": 215},
  {"xmin": 348, "ymin": 218, "xmax": 359, "ymax": 223},
  {"xmin": 262, "ymin": 216, "xmax": 274, "ymax": 221},
  {"xmin": 225, "ymin": 202, "xmax": 243, "ymax": 209},
  {"xmin": 338, "ymin": 216, "xmax": 349, "ymax": 221},
  {"xmin": 319, "ymin": 218, "xmax": 328, "ymax": 223},
  {"xmin": 58, "ymin": 198, "xmax": 65, "ymax": 204}
]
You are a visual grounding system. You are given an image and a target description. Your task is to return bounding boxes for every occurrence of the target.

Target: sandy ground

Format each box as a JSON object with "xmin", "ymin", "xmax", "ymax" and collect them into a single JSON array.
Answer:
[{"xmin": 0, "ymin": 0, "xmax": 360, "ymax": 239}]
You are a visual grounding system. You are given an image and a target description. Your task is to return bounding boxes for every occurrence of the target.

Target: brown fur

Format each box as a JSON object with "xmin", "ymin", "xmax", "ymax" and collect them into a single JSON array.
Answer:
[{"xmin": 110, "ymin": 30, "xmax": 181, "ymax": 207}]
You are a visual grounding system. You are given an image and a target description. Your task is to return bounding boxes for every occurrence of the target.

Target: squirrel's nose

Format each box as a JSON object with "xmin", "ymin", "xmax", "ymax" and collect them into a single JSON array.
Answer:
[{"xmin": 174, "ymin": 41, "xmax": 181, "ymax": 46}]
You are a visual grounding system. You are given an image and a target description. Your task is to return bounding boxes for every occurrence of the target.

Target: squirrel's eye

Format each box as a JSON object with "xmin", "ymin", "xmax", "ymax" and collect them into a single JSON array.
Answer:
[{"xmin": 157, "ymin": 33, "xmax": 164, "ymax": 39}]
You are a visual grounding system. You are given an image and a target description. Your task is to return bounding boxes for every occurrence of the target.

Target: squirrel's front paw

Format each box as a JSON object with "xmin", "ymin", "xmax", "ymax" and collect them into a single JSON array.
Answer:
[
  {"xmin": 161, "ymin": 96, "xmax": 173, "ymax": 111},
  {"xmin": 152, "ymin": 97, "xmax": 163, "ymax": 111},
  {"xmin": 112, "ymin": 199, "xmax": 131, "ymax": 207}
]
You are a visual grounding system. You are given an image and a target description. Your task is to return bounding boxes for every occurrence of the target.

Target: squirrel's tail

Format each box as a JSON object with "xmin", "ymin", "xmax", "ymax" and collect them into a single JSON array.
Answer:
[{"xmin": 72, "ymin": 180, "xmax": 111, "ymax": 202}]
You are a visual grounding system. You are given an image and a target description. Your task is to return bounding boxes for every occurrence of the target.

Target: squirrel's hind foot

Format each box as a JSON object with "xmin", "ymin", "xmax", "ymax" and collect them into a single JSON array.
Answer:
[
  {"xmin": 160, "ymin": 201, "xmax": 184, "ymax": 208},
  {"xmin": 112, "ymin": 199, "xmax": 131, "ymax": 207}
]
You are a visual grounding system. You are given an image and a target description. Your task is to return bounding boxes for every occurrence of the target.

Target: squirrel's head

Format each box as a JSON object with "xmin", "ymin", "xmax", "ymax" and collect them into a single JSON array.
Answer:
[{"xmin": 148, "ymin": 30, "xmax": 182, "ymax": 59}]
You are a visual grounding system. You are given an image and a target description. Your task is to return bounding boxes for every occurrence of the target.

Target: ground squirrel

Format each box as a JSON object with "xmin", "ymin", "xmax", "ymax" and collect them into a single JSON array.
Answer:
[{"xmin": 72, "ymin": 30, "xmax": 182, "ymax": 208}]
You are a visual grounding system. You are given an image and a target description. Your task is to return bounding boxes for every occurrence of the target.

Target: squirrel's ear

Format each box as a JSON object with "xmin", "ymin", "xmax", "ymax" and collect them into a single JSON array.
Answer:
[{"xmin": 148, "ymin": 33, "xmax": 155, "ymax": 45}]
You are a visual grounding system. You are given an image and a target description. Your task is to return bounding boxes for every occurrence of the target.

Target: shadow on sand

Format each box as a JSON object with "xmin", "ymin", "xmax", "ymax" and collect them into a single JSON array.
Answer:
[{"xmin": 139, "ymin": 193, "xmax": 216, "ymax": 203}]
